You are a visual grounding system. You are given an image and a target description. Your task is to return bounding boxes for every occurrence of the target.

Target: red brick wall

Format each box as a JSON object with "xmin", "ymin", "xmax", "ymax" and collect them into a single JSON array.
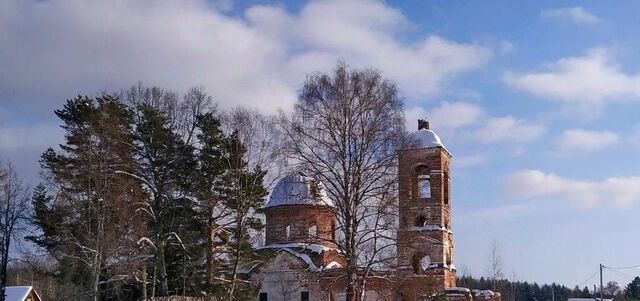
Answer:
[
  {"xmin": 396, "ymin": 145, "xmax": 456, "ymax": 298},
  {"xmin": 265, "ymin": 204, "xmax": 337, "ymax": 248}
]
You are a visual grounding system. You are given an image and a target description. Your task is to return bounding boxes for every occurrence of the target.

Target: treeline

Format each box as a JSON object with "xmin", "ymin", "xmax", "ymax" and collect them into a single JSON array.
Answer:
[
  {"xmin": 4, "ymin": 64, "xmax": 639, "ymax": 301},
  {"xmin": 458, "ymin": 275, "xmax": 640, "ymax": 301},
  {"xmin": 4, "ymin": 63, "xmax": 407, "ymax": 301},
  {"xmin": 17, "ymin": 84, "xmax": 280, "ymax": 301}
]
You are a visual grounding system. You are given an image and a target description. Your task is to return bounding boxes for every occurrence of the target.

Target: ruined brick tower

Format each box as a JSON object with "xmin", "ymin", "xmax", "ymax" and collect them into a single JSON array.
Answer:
[
  {"xmin": 397, "ymin": 119, "xmax": 456, "ymax": 298},
  {"xmin": 264, "ymin": 172, "xmax": 337, "ymax": 248}
]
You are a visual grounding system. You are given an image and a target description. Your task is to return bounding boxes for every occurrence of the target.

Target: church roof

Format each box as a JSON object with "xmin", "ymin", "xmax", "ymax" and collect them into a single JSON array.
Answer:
[
  {"xmin": 406, "ymin": 128, "xmax": 445, "ymax": 149},
  {"xmin": 402, "ymin": 119, "xmax": 450, "ymax": 155},
  {"xmin": 266, "ymin": 172, "xmax": 335, "ymax": 208},
  {"xmin": 4, "ymin": 286, "xmax": 40, "ymax": 301}
]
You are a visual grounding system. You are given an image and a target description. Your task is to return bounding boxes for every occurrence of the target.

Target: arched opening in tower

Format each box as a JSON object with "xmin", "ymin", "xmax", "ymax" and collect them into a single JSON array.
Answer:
[
  {"xmin": 308, "ymin": 224, "xmax": 317, "ymax": 238},
  {"xmin": 412, "ymin": 164, "xmax": 431, "ymax": 199}
]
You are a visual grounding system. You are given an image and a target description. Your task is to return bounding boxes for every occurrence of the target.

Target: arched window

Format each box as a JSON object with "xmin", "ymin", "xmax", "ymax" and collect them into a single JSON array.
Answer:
[
  {"xmin": 285, "ymin": 225, "xmax": 291, "ymax": 239},
  {"xmin": 412, "ymin": 254, "xmax": 431, "ymax": 274},
  {"xmin": 309, "ymin": 224, "xmax": 317, "ymax": 237},
  {"xmin": 413, "ymin": 165, "xmax": 431, "ymax": 199},
  {"xmin": 414, "ymin": 215, "xmax": 427, "ymax": 227},
  {"xmin": 418, "ymin": 174, "xmax": 431, "ymax": 198},
  {"xmin": 421, "ymin": 255, "xmax": 432, "ymax": 272}
]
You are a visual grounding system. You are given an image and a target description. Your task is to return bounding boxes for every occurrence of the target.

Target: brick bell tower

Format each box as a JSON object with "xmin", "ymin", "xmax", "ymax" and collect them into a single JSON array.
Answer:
[{"xmin": 397, "ymin": 119, "xmax": 456, "ymax": 299}]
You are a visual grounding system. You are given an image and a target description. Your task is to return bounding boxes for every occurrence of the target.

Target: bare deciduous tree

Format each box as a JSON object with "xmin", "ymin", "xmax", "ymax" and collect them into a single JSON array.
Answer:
[
  {"xmin": 0, "ymin": 162, "xmax": 31, "ymax": 301},
  {"xmin": 222, "ymin": 107, "xmax": 287, "ymax": 188},
  {"xmin": 280, "ymin": 62, "xmax": 404, "ymax": 301},
  {"xmin": 488, "ymin": 240, "xmax": 504, "ymax": 292}
]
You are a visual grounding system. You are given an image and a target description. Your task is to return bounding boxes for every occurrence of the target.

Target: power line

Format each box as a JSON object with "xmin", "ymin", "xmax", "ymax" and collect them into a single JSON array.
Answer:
[
  {"xmin": 608, "ymin": 268, "xmax": 636, "ymax": 282},
  {"xmin": 604, "ymin": 264, "xmax": 640, "ymax": 270},
  {"xmin": 576, "ymin": 269, "xmax": 600, "ymax": 287}
]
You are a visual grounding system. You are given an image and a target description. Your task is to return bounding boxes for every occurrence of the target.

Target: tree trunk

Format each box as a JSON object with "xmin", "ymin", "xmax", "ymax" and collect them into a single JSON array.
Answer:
[
  {"xmin": 91, "ymin": 256, "xmax": 102, "ymax": 301},
  {"xmin": 141, "ymin": 264, "xmax": 148, "ymax": 300},
  {"xmin": 151, "ymin": 260, "xmax": 157, "ymax": 298},
  {"xmin": 205, "ymin": 208, "xmax": 214, "ymax": 292},
  {"xmin": 0, "ymin": 233, "xmax": 9, "ymax": 301},
  {"xmin": 227, "ymin": 219, "xmax": 244, "ymax": 300},
  {"xmin": 157, "ymin": 243, "xmax": 169, "ymax": 296}
]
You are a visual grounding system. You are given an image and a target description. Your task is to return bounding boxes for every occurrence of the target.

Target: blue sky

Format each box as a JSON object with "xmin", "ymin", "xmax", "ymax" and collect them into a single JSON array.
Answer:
[{"xmin": 2, "ymin": 0, "xmax": 640, "ymax": 288}]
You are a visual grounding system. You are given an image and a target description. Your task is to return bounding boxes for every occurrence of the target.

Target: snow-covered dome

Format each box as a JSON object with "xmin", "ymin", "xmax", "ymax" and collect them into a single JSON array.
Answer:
[
  {"xmin": 404, "ymin": 119, "xmax": 447, "ymax": 150},
  {"xmin": 406, "ymin": 128, "xmax": 444, "ymax": 149},
  {"xmin": 266, "ymin": 173, "xmax": 335, "ymax": 208}
]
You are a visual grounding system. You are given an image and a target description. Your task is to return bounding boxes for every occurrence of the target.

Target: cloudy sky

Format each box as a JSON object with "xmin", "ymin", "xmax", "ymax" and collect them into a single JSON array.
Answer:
[{"xmin": 3, "ymin": 0, "xmax": 640, "ymax": 287}]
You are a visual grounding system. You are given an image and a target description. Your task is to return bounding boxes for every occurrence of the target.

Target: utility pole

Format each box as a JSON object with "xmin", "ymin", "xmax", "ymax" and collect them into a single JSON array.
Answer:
[
  {"xmin": 551, "ymin": 285, "xmax": 555, "ymax": 301},
  {"xmin": 600, "ymin": 263, "xmax": 604, "ymax": 301}
]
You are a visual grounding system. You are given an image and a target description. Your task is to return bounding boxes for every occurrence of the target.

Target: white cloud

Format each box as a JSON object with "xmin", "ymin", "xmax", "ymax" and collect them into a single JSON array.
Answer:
[
  {"xmin": 505, "ymin": 170, "xmax": 640, "ymax": 207},
  {"xmin": 556, "ymin": 129, "xmax": 619, "ymax": 152},
  {"xmin": 458, "ymin": 202, "xmax": 536, "ymax": 221},
  {"xmin": 473, "ymin": 116, "xmax": 545, "ymax": 144},
  {"xmin": 454, "ymin": 154, "xmax": 487, "ymax": 169},
  {"xmin": 405, "ymin": 101, "xmax": 484, "ymax": 131},
  {"xmin": 430, "ymin": 102, "xmax": 485, "ymax": 130},
  {"xmin": 540, "ymin": 7, "xmax": 601, "ymax": 24},
  {"xmin": 504, "ymin": 48, "xmax": 640, "ymax": 106},
  {"xmin": 0, "ymin": 0, "xmax": 491, "ymax": 115}
]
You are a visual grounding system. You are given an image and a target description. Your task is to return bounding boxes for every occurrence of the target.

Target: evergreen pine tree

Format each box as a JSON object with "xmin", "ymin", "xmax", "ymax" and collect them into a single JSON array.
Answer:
[
  {"xmin": 30, "ymin": 95, "xmax": 144, "ymax": 301},
  {"xmin": 193, "ymin": 112, "xmax": 230, "ymax": 295},
  {"xmin": 222, "ymin": 131, "xmax": 268, "ymax": 300},
  {"xmin": 128, "ymin": 100, "xmax": 198, "ymax": 297},
  {"xmin": 626, "ymin": 277, "xmax": 640, "ymax": 300}
]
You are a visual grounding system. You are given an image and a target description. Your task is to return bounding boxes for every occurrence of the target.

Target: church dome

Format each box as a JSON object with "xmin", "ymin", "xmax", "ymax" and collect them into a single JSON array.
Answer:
[
  {"xmin": 404, "ymin": 119, "xmax": 447, "ymax": 150},
  {"xmin": 407, "ymin": 128, "xmax": 444, "ymax": 149},
  {"xmin": 266, "ymin": 173, "xmax": 335, "ymax": 208}
]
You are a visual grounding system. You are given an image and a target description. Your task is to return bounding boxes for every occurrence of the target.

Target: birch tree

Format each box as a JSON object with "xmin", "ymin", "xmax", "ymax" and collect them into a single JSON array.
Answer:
[
  {"xmin": 280, "ymin": 63, "xmax": 404, "ymax": 301},
  {"xmin": 488, "ymin": 241, "xmax": 504, "ymax": 293},
  {"xmin": 0, "ymin": 162, "xmax": 31, "ymax": 301}
]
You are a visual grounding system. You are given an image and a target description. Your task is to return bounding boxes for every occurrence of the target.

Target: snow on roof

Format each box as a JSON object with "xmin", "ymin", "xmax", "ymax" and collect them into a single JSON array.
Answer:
[
  {"xmin": 407, "ymin": 225, "xmax": 453, "ymax": 234},
  {"xmin": 259, "ymin": 242, "xmax": 334, "ymax": 254},
  {"xmin": 281, "ymin": 248, "xmax": 318, "ymax": 270},
  {"xmin": 4, "ymin": 286, "xmax": 37, "ymax": 301},
  {"xmin": 237, "ymin": 260, "xmax": 263, "ymax": 274},
  {"xmin": 324, "ymin": 261, "xmax": 343, "ymax": 269},
  {"xmin": 446, "ymin": 287, "xmax": 471, "ymax": 293},
  {"xmin": 473, "ymin": 289, "xmax": 500, "ymax": 299},
  {"xmin": 266, "ymin": 172, "xmax": 335, "ymax": 208},
  {"xmin": 404, "ymin": 128, "xmax": 446, "ymax": 150}
]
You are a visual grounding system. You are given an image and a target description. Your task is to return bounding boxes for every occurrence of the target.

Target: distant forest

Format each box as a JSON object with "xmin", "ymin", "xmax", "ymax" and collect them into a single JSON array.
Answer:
[{"xmin": 458, "ymin": 275, "xmax": 640, "ymax": 301}]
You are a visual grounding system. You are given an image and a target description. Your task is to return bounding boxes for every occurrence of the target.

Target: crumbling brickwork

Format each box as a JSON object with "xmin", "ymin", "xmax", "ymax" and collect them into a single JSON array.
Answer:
[
  {"xmin": 397, "ymin": 132, "xmax": 456, "ymax": 299},
  {"xmin": 264, "ymin": 204, "xmax": 337, "ymax": 248},
  {"xmin": 251, "ymin": 121, "xmax": 505, "ymax": 301}
]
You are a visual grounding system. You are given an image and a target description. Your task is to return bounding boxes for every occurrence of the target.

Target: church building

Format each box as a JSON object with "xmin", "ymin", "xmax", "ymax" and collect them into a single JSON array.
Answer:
[{"xmin": 244, "ymin": 120, "xmax": 500, "ymax": 301}]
